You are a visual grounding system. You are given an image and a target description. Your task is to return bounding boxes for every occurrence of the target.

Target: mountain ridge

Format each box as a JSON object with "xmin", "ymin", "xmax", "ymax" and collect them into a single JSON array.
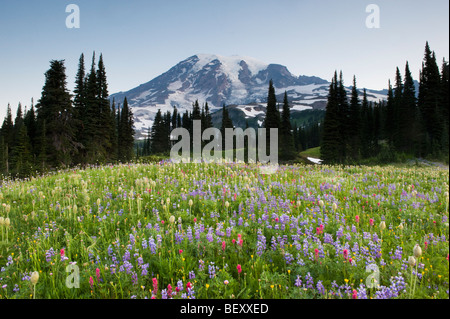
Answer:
[{"xmin": 109, "ymin": 54, "xmax": 388, "ymax": 136}]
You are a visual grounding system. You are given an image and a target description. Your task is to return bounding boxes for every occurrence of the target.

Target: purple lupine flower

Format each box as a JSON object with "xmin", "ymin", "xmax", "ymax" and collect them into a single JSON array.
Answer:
[
  {"xmin": 305, "ymin": 273, "xmax": 314, "ymax": 289},
  {"xmin": 123, "ymin": 250, "xmax": 131, "ymax": 262},
  {"xmin": 295, "ymin": 275, "xmax": 302, "ymax": 287},
  {"xmin": 149, "ymin": 237, "xmax": 157, "ymax": 254},
  {"xmin": 187, "ymin": 226, "xmax": 193, "ymax": 242},
  {"xmin": 176, "ymin": 280, "xmax": 184, "ymax": 292},
  {"xmin": 141, "ymin": 263, "xmax": 149, "ymax": 276},
  {"xmin": 317, "ymin": 281, "xmax": 326, "ymax": 295},
  {"xmin": 208, "ymin": 263, "xmax": 216, "ymax": 279}
]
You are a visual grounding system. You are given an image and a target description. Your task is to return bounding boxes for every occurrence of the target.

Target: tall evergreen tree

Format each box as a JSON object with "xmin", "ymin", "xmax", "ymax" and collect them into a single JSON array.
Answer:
[
  {"xmin": 24, "ymin": 100, "xmax": 37, "ymax": 158},
  {"xmin": 12, "ymin": 124, "xmax": 33, "ymax": 177},
  {"xmin": 220, "ymin": 104, "xmax": 234, "ymax": 150},
  {"xmin": 83, "ymin": 53, "xmax": 100, "ymax": 162},
  {"xmin": 321, "ymin": 72, "xmax": 342, "ymax": 164},
  {"xmin": 263, "ymin": 80, "xmax": 280, "ymax": 154},
  {"xmin": 280, "ymin": 91, "xmax": 295, "ymax": 160},
  {"xmin": 35, "ymin": 60, "xmax": 79, "ymax": 167},
  {"xmin": 73, "ymin": 53, "xmax": 86, "ymax": 162},
  {"xmin": 401, "ymin": 62, "xmax": 418, "ymax": 154},
  {"xmin": 348, "ymin": 76, "xmax": 361, "ymax": 161},
  {"xmin": 150, "ymin": 109, "xmax": 165, "ymax": 154},
  {"xmin": 204, "ymin": 102, "xmax": 213, "ymax": 129},
  {"xmin": 418, "ymin": 42, "xmax": 443, "ymax": 155},
  {"xmin": 384, "ymin": 81, "xmax": 396, "ymax": 147},
  {"xmin": 337, "ymin": 71, "xmax": 349, "ymax": 161},
  {"xmin": 97, "ymin": 53, "xmax": 113, "ymax": 160},
  {"xmin": 118, "ymin": 97, "xmax": 135, "ymax": 161}
]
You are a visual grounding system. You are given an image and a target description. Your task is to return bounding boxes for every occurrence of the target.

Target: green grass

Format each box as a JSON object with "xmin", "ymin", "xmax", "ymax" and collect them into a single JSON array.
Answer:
[{"xmin": 300, "ymin": 147, "xmax": 321, "ymax": 159}]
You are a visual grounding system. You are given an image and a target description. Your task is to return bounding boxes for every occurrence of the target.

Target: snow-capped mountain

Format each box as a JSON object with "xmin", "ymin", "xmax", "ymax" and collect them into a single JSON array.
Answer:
[{"xmin": 109, "ymin": 54, "xmax": 387, "ymax": 136}]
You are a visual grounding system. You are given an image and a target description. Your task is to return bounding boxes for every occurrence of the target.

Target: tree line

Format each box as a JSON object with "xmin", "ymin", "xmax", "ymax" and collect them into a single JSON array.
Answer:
[
  {"xmin": 321, "ymin": 42, "xmax": 449, "ymax": 164},
  {"xmin": 140, "ymin": 82, "xmax": 305, "ymax": 162},
  {"xmin": 0, "ymin": 53, "xmax": 135, "ymax": 178}
]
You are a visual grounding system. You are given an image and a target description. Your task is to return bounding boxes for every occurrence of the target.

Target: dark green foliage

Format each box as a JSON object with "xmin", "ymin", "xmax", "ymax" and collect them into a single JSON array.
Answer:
[
  {"xmin": 348, "ymin": 76, "xmax": 361, "ymax": 161},
  {"xmin": 1, "ymin": 53, "xmax": 135, "ymax": 178},
  {"xmin": 220, "ymin": 104, "xmax": 234, "ymax": 149},
  {"xmin": 35, "ymin": 59, "xmax": 79, "ymax": 167},
  {"xmin": 321, "ymin": 72, "xmax": 342, "ymax": 164},
  {"xmin": 279, "ymin": 91, "xmax": 295, "ymax": 160},
  {"xmin": 118, "ymin": 97, "xmax": 135, "ymax": 161},
  {"xmin": 263, "ymin": 80, "xmax": 280, "ymax": 153},
  {"xmin": 321, "ymin": 42, "xmax": 448, "ymax": 164}
]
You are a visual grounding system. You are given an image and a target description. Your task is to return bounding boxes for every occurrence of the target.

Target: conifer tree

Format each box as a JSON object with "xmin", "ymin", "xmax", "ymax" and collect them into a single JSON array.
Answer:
[
  {"xmin": 150, "ymin": 109, "xmax": 165, "ymax": 154},
  {"xmin": 24, "ymin": 101, "xmax": 37, "ymax": 158},
  {"xmin": 263, "ymin": 80, "xmax": 280, "ymax": 154},
  {"xmin": 35, "ymin": 59, "xmax": 78, "ymax": 167},
  {"xmin": 418, "ymin": 42, "xmax": 443, "ymax": 155},
  {"xmin": 97, "ymin": 53, "xmax": 113, "ymax": 160},
  {"xmin": 337, "ymin": 71, "xmax": 349, "ymax": 162},
  {"xmin": 321, "ymin": 72, "xmax": 341, "ymax": 164},
  {"xmin": 220, "ymin": 104, "xmax": 234, "ymax": 150},
  {"xmin": 118, "ymin": 97, "xmax": 135, "ymax": 161},
  {"xmin": 348, "ymin": 76, "xmax": 361, "ymax": 161},
  {"xmin": 12, "ymin": 124, "xmax": 33, "ymax": 177},
  {"xmin": 83, "ymin": 53, "xmax": 100, "ymax": 162},
  {"xmin": 401, "ymin": 62, "xmax": 418, "ymax": 154},
  {"xmin": 280, "ymin": 91, "xmax": 295, "ymax": 160}
]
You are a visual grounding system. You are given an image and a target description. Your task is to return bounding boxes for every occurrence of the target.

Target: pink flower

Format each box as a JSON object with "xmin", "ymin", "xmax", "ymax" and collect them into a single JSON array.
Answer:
[
  {"xmin": 232, "ymin": 239, "xmax": 236, "ymax": 244},
  {"xmin": 314, "ymin": 248, "xmax": 319, "ymax": 260},
  {"xmin": 369, "ymin": 218, "xmax": 374, "ymax": 226},
  {"xmin": 352, "ymin": 290, "xmax": 357, "ymax": 299},
  {"xmin": 60, "ymin": 248, "xmax": 65, "ymax": 257},
  {"xmin": 167, "ymin": 284, "xmax": 173, "ymax": 298},
  {"xmin": 179, "ymin": 249, "xmax": 183, "ymax": 254},
  {"xmin": 238, "ymin": 239, "xmax": 243, "ymax": 247},
  {"xmin": 186, "ymin": 282, "xmax": 192, "ymax": 289},
  {"xmin": 96, "ymin": 268, "xmax": 100, "ymax": 282},
  {"xmin": 161, "ymin": 220, "xmax": 165, "ymax": 224},
  {"xmin": 355, "ymin": 215, "xmax": 360, "ymax": 223},
  {"xmin": 193, "ymin": 217, "xmax": 197, "ymax": 223},
  {"xmin": 424, "ymin": 241, "xmax": 428, "ymax": 250},
  {"xmin": 234, "ymin": 193, "xmax": 237, "ymax": 201},
  {"xmin": 237, "ymin": 264, "xmax": 242, "ymax": 274},
  {"xmin": 222, "ymin": 241, "xmax": 226, "ymax": 251},
  {"xmin": 343, "ymin": 249, "xmax": 349, "ymax": 260},
  {"xmin": 89, "ymin": 276, "xmax": 94, "ymax": 289},
  {"xmin": 152, "ymin": 277, "xmax": 158, "ymax": 294},
  {"xmin": 275, "ymin": 217, "xmax": 279, "ymax": 222}
]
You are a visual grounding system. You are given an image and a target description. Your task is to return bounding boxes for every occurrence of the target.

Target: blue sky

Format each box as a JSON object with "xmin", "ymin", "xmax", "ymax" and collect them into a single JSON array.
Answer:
[{"xmin": 0, "ymin": 0, "xmax": 448, "ymax": 119}]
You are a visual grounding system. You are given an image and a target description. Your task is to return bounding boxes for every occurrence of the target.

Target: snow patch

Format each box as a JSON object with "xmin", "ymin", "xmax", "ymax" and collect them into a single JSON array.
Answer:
[{"xmin": 307, "ymin": 157, "xmax": 323, "ymax": 165}]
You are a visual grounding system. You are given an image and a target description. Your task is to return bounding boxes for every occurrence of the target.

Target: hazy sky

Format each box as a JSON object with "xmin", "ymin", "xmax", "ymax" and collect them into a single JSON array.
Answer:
[{"xmin": 0, "ymin": 0, "xmax": 448, "ymax": 119}]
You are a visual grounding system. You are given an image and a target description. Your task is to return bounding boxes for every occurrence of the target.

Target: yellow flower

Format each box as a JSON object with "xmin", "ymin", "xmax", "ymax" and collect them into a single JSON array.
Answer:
[
  {"xmin": 344, "ymin": 279, "xmax": 349, "ymax": 283},
  {"xmin": 206, "ymin": 284, "xmax": 210, "ymax": 289},
  {"xmin": 270, "ymin": 285, "xmax": 274, "ymax": 289}
]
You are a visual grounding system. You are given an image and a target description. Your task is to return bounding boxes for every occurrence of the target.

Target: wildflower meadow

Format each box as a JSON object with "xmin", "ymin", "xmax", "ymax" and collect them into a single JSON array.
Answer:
[{"xmin": 0, "ymin": 161, "xmax": 448, "ymax": 299}]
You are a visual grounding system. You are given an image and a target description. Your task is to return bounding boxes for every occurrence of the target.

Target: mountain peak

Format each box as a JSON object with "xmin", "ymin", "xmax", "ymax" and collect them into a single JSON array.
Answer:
[{"xmin": 109, "ymin": 54, "xmax": 386, "ymax": 136}]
